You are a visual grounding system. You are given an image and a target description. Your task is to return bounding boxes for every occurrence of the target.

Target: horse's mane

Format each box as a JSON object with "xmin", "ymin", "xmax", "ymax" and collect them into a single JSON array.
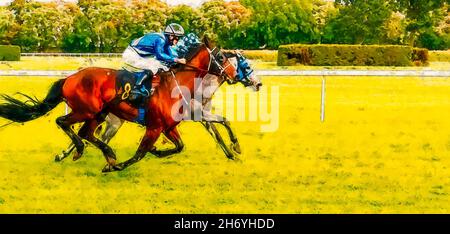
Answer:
[
  {"xmin": 173, "ymin": 33, "xmax": 203, "ymax": 61},
  {"xmin": 183, "ymin": 43, "xmax": 204, "ymax": 62}
]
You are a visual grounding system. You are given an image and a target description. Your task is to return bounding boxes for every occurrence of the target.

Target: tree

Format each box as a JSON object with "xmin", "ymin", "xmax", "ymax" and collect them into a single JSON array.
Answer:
[
  {"xmin": 239, "ymin": 0, "xmax": 318, "ymax": 49},
  {"xmin": 220, "ymin": 1, "xmax": 252, "ymax": 48},
  {"xmin": 129, "ymin": 0, "xmax": 169, "ymax": 39},
  {"xmin": 312, "ymin": 0, "xmax": 338, "ymax": 43},
  {"xmin": 197, "ymin": 0, "xmax": 251, "ymax": 48},
  {"xmin": 61, "ymin": 5, "xmax": 95, "ymax": 52},
  {"xmin": 0, "ymin": 7, "xmax": 20, "ymax": 45},
  {"xmin": 383, "ymin": 11, "xmax": 407, "ymax": 44},
  {"xmin": 167, "ymin": 5, "xmax": 202, "ymax": 35},
  {"xmin": 323, "ymin": 0, "xmax": 392, "ymax": 44},
  {"xmin": 78, "ymin": 0, "xmax": 133, "ymax": 52},
  {"xmin": 12, "ymin": 2, "xmax": 74, "ymax": 52},
  {"xmin": 391, "ymin": 0, "xmax": 449, "ymax": 47},
  {"xmin": 198, "ymin": 0, "xmax": 232, "ymax": 43}
]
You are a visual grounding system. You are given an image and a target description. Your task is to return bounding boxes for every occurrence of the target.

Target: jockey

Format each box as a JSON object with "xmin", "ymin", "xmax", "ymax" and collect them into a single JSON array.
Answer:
[{"xmin": 122, "ymin": 23, "xmax": 187, "ymax": 101}]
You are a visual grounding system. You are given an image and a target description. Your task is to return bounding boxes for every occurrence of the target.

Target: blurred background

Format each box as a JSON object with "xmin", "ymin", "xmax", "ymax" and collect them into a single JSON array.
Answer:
[{"xmin": 0, "ymin": 0, "xmax": 448, "ymax": 52}]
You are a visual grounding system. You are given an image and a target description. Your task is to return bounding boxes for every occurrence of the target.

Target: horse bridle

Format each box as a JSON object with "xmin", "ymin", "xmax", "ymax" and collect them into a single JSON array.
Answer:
[
  {"xmin": 173, "ymin": 44, "xmax": 237, "ymax": 83},
  {"xmin": 168, "ymin": 44, "xmax": 237, "ymax": 106},
  {"xmin": 206, "ymin": 47, "xmax": 237, "ymax": 81}
]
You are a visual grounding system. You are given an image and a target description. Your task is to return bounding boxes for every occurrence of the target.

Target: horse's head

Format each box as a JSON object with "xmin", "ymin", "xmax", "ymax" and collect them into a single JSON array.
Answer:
[
  {"xmin": 223, "ymin": 51, "xmax": 262, "ymax": 91},
  {"xmin": 179, "ymin": 35, "xmax": 262, "ymax": 91},
  {"xmin": 201, "ymin": 37, "xmax": 262, "ymax": 91}
]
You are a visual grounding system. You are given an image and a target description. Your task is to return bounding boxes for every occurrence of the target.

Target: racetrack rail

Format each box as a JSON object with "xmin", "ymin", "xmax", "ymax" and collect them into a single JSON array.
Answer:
[{"xmin": 1, "ymin": 69, "xmax": 450, "ymax": 77}]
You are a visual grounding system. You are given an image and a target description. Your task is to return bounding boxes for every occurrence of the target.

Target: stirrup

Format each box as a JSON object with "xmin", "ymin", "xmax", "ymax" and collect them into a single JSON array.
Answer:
[
  {"xmin": 130, "ymin": 86, "xmax": 149, "ymax": 98},
  {"xmin": 137, "ymin": 86, "xmax": 150, "ymax": 97}
]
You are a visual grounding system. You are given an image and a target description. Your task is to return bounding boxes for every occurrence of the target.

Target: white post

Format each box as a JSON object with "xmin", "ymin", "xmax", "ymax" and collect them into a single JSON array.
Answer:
[
  {"xmin": 65, "ymin": 103, "xmax": 69, "ymax": 115},
  {"xmin": 320, "ymin": 76, "xmax": 326, "ymax": 123}
]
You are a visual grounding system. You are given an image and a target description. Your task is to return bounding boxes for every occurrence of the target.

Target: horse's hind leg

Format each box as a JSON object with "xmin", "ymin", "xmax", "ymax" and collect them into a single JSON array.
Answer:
[
  {"xmin": 151, "ymin": 126, "xmax": 184, "ymax": 158},
  {"xmin": 56, "ymin": 113, "xmax": 88, "ymax": 158},
  {"xmin": 55, "ymin": 113, "xmax": 124, "ymax": 162},
  {"xmin": 77, "ymin": 115, "xmax": 118, "ymax": 170}
]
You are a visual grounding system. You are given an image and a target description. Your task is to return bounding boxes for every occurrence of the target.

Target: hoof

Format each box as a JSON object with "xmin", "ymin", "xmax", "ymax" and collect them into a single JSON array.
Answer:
[
  {"xmin": 55, "ymin": 154, "xmax": 63, "ymax": 162},
  {"xmin": 73, "ymin": 152, "xmax": 83, "ymax": 161},
  {"xmin": 231, "ymin": 143, "xmax": 241, "ymax": 154},
  {"xmin": 114, "ymin": 163, "xmax": 125, "ymax": 171},
  {"xmin": 55, "ymin": 152, "xmax": 68, "ymax": 162},
  {"xmin": 102, "ymin": 163, "xmax": 124, "ymax": 173},
  {"xmin": 225, "ymin": 153, "xmax": 236, "ymax": 160}
]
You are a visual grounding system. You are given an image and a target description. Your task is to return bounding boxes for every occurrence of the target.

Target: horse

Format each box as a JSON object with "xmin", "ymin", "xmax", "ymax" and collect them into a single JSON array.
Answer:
[
  {"xmin": 0, "ymin": 37, "xmax": 262, "ymax": 172},
  {"xmin": 54, "ymin": 50, "xmax": 260, "ymax": 162}
]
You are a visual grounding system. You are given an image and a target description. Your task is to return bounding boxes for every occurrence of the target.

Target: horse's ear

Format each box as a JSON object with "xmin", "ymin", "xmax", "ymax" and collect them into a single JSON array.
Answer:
[
  {"xmin": 203, "ymin": 34, "xmax": 218, "ymax": 49},
  {"xmin": 203, "ymin": 35, "xmax": 211, "ymax": 48}
]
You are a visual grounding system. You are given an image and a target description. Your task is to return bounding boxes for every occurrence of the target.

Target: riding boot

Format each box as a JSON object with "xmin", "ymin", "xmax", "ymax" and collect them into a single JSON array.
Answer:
[{"xmin": 129, "ymin": 70, "xmax": 153, "ymax": 104}]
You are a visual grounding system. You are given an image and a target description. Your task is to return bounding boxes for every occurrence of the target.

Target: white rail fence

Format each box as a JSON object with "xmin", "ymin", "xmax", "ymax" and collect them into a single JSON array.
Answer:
[{"xmin": 1, "ymin": 69, "xmax": 450, "ymax": 77}]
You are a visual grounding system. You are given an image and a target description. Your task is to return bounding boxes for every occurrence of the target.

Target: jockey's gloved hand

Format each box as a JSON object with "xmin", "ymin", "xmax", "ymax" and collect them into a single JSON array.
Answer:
[{"xmin": 175, "ymin": 58, "xmax": 186, "ymax": 64}]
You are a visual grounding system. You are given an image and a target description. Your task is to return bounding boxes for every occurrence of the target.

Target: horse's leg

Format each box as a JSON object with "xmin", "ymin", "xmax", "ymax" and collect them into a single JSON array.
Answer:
[
  {"xmin": 54, "ymin": 143, "xmax": 75, "ymax": 162},
  {"xmin": 213, "ymin": 118, "xmax": 241, "ymax": 154},
  {"xmin": 202, "ymin": 113, "xmax": 241, "ymax": 155},
  {"xmin": 55, "ymin": 114, "xmax": 124, "ymax": 162},
  {"xmin": 55, "ymin": 113, "xmax": 87, "ymax": 158},
  {"xmin": 78, "ymin": 118, "xmax": 118, "ymax": 171},
  {"xmin": 106, "ymin": 127, "xmax": 163, "ymax": 172},
  {"xmin": 99, "ymin": 114, "xmax": 125, "ymax": 144},
  {"xmin": 151, "ymin": 127, "xmax": 184, "ymax": 158},
  {"xmin": 202, "ymin": 121, "xmax": 237, "ymax": 160}
]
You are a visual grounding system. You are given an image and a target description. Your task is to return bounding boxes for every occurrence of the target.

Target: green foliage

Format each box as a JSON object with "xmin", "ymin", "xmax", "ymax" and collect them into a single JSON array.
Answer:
[
  {"xmin": 383, "ymin": 12, "xmax": 407, "ymax": 44},
  {"xmin": 0, "ymin": 45, "xmax": 21, "ymax": 61},
  {"xmin": 391, "ymin": 0, "xmax": 448, "ymax": 47},
  {"xmin": 323, "ymin": 0, "xmax": 392, "ymax": 44},
  {"xmin": 278, "ymin": 44, "xmax": 420, "ymax": 66},
  {"xmin": 240, "ymin": 0, "xmax": 318, "ymax": 49},
  {"xmin": 417, "ymin": 28, "xmax": 450, "ymax": 50},
  {"xmin": 61, "ymin": 12, "xmax": 95, "ymax": 52},
  {"xmin": 11, "ymin": 2, "xmax": 74, "ymax": 52},
  {"xmin": 0, "ymin": 0, "xmax": 448, "ymax": 52},
  {"xmin": 167, "ymin": 5, "xmax": 202, "ymax": 36},
  {"xmin": 0, "ymin": 7, "xmax": 20, "ymax": 45}
]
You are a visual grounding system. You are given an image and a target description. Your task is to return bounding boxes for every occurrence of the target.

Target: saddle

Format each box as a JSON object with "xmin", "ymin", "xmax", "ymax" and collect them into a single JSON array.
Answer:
[{"xmin": 114, "ymin": 70, "xmax": 161, "ymax": 108}]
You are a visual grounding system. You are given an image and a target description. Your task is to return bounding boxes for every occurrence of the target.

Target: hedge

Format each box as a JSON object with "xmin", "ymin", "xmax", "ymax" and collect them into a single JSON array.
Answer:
[
  {"xmin": 0, "ymin": 45, "xmax": 21, "ymax": 61},
  {"xmin": 277, "ymin": 44, "xmax": 429, "ymax": 66}
]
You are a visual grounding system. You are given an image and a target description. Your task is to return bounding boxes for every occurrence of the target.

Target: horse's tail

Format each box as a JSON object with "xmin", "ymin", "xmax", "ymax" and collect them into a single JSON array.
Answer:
[{"xmin": 0, "ymin": 79, "xmax": 65, "ymax": 123}]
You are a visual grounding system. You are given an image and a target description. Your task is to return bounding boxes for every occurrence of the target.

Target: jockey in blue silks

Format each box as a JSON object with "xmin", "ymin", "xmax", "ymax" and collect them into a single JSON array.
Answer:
[{"xmin": 122, "ymin": 23, "xmax": 186, "ymax": 101}]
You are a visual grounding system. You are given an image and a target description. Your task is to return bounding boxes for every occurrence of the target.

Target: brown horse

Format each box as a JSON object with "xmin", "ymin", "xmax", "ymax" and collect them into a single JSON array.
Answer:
[
  {"xmin": 54, "ymin": 50, "xmax": 261, "ymax": 163},
  {"xmin": 0, "ymin": 38, "xmax": 257, "ymax": 172}
]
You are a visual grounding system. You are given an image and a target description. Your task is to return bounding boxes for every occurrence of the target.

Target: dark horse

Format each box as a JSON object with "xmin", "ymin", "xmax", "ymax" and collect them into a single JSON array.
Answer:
[{"xmin": 0, "ymin": 37, "xmax": 261, "ymax": 172}]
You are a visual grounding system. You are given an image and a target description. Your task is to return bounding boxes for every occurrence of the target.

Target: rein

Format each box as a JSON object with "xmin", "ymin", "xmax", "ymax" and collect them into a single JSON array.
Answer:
[
  {"xmin": 167, "ymin": 46, "xmax": 236, "ymax": 108},
  {"xmin": 173, "ymin": 46, "xmax": 237, "ymax": 83}
]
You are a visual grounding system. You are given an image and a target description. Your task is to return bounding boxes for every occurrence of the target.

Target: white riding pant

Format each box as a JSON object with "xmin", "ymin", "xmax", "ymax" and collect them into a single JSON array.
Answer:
[{"xmin": 122, "ymin": 46, "xmax": 168, "ymax": 74}]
